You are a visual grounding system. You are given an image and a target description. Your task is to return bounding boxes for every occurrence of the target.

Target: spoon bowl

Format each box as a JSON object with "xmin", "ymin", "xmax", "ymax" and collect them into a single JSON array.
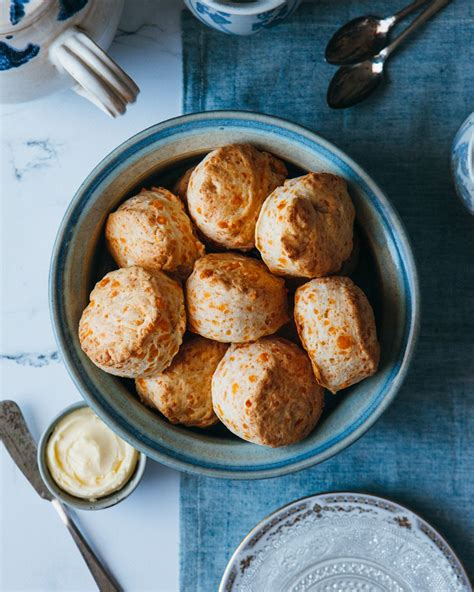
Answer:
[
  {"xmin": 325, "ymin": 15, "xmax": 393, "ymax": 66},
  {"xmin": 327, "ymin": 60, "xmax": 385, "ymax": 109},
  {"xmin": 326, "ymin": 0, "xmax": 453, "ymax": 109}
]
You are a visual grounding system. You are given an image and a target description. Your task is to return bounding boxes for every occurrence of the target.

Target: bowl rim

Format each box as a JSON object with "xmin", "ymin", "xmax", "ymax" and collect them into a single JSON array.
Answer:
[
  {"xmin": 49, "ymin": 110, "xmax": 420, "ymax": 480},
  {"xmin": 37, "ymin": 401, "xmax": 147, "ymax": 510},
  {"xmin": 219, "ymin": 491, "xmax": 471, "ymax": 591}
]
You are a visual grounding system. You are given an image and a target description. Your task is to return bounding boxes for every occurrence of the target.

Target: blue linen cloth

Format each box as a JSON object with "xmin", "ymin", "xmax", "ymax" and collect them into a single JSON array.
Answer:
[{"xmin": 180, "ymin": 3, "xmax": 474, "ymax": 590}]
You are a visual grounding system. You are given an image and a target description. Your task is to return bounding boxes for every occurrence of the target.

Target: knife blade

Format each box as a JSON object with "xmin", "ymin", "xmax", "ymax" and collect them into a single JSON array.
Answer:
[{"xmin": 0, "ymin": 400, "xmax": 52, "ymax": 500}]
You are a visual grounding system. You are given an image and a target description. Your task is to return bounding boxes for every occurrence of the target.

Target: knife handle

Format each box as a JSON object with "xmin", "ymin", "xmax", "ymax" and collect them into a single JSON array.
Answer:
[{"xmin": 52, "ymin": 500, "xmax": 122, "ymax": 592}]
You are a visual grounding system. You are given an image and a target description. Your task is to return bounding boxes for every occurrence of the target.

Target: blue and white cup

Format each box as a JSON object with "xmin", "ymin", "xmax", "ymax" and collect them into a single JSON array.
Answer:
[
  {"xmin": 451, "ymin": 113, "xmax": 474, "ymax": 215},
  {"xmin": 184, "ymin": 0, "xmax": 301, "ymax": 35}
]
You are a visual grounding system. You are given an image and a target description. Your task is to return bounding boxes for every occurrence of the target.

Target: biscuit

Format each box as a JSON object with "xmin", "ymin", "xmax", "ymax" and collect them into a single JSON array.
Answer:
[
  {"xmin": 339, "ymin": 229, "xmax": 360, "ymax": 277},
  {"xmin": 172, "ymin": 167, "xmax": 194, "ymax": 203},
  {"xmin": 212, "ymin": 337, "xmax": 324, "ymax": 447},
  {"xmin": 187, "ymin": 144, "xmax": 287, "ymax": 250},
  {"xmin": 78, "ymin": 266, "xmax": 186, "ymax": 378},
  {"xmin": 294, "ymin": 276, "xmax": 379, "ymax": 393},
  {"xmin": 135, "ymin": 336, "xmax": 227, "ymax": 428},
  {"xmin": 186, "ymin": 253, "xmax": 289, "ymax": 342},
  {"xmin": 105, "ymin": 187, "xmax": 205, "ymax": 279},
  {"xmin": 255, "ymin": 173, "xmax": 355, "ymax": 278}
]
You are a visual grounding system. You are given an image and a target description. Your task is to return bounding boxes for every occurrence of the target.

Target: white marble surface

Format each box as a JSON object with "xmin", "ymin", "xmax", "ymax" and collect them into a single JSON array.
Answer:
[{"xmin": 0, "ymin": 1, "xmax": 186, "ymax": 590}]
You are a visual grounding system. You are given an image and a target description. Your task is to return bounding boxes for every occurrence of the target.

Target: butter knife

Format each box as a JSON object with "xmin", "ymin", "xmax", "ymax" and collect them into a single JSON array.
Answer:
[{"xmin": 0, "ymin": 400, "xmax": 121, "ymax": 592}]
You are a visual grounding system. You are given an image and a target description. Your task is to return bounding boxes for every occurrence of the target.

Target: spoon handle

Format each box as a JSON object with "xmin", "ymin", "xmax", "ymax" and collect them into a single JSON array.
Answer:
[
  {"xmin": 394, "ymin": 0, "xmax": 431, "ymax": 23},
  {"xmin": 383, "ymin": 0, "xmax": 453, "ymax": 57}
]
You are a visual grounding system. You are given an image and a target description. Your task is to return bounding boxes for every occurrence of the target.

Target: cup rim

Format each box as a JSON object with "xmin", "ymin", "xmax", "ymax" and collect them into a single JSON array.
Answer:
[
  {"xmin": 37, "ymin": 401, "xmax": 147, "ymax": 511},
  {"xmin": 198, "ymin": 0, "xmax": 287, "ymax": 16}
]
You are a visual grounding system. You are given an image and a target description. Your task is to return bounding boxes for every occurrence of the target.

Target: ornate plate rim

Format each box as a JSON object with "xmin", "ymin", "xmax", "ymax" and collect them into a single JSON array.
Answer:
[{"xmin": 219, "ymin": 491, "xmax": 471, "ymax": 591}]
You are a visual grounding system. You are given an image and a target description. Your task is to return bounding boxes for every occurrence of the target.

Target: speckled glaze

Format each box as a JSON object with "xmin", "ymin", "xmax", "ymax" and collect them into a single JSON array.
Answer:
[
  {"xmin": 220, "ymin": 492, "xmax": 470, "ymax": 591},
  {"xmin": 37, "ymin": 401, "xmax": 147, "ymax": 510},
  {"xmin": 49, "ymin": 111, "xmax": 420, "ymax": 480},
  {"xmin": 451, "ymin": 113, "xmax": 474, "ymax": 215},
  {"xmin": 184, "ymin": 0, "xmax": 301, "ymax": 35}
]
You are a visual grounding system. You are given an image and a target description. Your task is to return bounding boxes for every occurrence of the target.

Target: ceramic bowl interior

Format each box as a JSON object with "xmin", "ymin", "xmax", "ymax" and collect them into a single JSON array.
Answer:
[
  {"xmin": 38, "ymin": 401, "xmax": 147, "ymax": 510},
  {"xmin": 50, "ymin": 111, "xmax": 419, "ymax": 479}
]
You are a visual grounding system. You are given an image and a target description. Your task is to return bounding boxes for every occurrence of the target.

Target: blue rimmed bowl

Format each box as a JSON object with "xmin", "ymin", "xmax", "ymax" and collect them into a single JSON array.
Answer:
[{"xmin": 50, "ymin": 111, "xmax": 419, "ymax": 479}]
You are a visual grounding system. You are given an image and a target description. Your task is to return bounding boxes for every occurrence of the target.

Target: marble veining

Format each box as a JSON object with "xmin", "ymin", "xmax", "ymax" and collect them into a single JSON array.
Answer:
[
  {"xmin": 0, "ymin": 2, "xmax": 183, "ymax": 590},
  {"xmin": 9, "ymin": 138, "xmax": 60, "ymax": 180},
  {"xmin": 114, "ymin": 24, "xmax": 180, "ymax": 57},
  {"xmin": 0, "ymin": 351, "xmax": 60, "ymax": 367},
  {"xmin": 115, "ymin": 23, "xmax": 165, "ymax": 42}
]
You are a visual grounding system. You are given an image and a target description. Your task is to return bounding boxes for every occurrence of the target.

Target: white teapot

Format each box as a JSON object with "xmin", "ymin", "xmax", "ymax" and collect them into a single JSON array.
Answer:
[{"xmin": 0, "ymin": 0, "xmax": 139, "ymax": 116}]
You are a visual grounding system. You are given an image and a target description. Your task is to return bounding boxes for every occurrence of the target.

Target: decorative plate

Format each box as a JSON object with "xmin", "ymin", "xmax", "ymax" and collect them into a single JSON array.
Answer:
[
  {"xmin": 220, "ymin": 492, "xmax": 471, "ymax": 591},
  {"xmin": 451, "ymin": 112, "xmax": 474, "ymax": 215}
]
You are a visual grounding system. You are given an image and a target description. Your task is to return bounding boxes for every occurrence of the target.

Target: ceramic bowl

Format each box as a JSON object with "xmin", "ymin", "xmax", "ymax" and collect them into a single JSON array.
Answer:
[
  {"xmin": 184, "ymin": 0, "xmax": 301, "ymax": 35},
  {"xmin": 50, "ymin": 111, "xmax": 420, "ymax": 480},
  {"xmin": 451, "ymin": 112, "xmax": 474, "ymax": 215},
  {"xmin": 38, "ymin": 401, "xmax": 147, "ymax": 510}
]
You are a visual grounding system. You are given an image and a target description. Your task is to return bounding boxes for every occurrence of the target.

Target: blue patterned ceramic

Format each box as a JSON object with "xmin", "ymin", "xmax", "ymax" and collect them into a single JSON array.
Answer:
[
  {"xmin": 37, "ymin": 401, "xmax": 147, "ymax": 510},
  {"xmin": 184, "ymin": 0, "xmax": 301, "ymax": 35},
  {"xmin": 451, "ymin": 113, "xmax": 474, "ymax": 215},
  {"xmin": 0, "ymin": 0, "xmax": 138, "ymax": 116},
  {"xmin": 50, "ymin": 111, "xmax": 420, "ymax": 480}
]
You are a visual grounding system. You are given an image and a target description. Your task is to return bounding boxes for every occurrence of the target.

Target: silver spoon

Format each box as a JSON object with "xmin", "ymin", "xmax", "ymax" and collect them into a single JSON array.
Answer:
[
  {"xmin": 0, "ymin": 400, "xmax": 121, "ymax": 592},
  {"xmin": 327, "ymin": 0, "xmax": 453, "ymax": 110},
  {"xmin": 325, "ymin": 0, "xmax": 429, "ymax": 66}
]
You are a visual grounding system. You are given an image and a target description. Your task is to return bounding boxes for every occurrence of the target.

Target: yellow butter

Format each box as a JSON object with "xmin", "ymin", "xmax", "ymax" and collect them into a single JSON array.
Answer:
[{"xmin": 46, "ymin": 407, "xmax": 138, "ymax": 500}]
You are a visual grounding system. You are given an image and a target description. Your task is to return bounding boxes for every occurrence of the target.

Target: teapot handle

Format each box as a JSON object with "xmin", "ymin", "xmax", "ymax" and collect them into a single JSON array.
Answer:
[{"xmin": 49, "ymin": 27, "xmax": 139, "ymax": 117}]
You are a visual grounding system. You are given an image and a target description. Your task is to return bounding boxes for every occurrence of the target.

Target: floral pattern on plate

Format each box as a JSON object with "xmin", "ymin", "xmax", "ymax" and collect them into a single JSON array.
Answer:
[{"xmin": 220, "ymin": 493, "xmax": 470, "ymax": 591}]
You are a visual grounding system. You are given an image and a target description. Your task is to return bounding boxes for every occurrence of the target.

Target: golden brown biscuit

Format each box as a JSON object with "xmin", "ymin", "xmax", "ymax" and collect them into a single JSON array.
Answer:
[
  {"xmin": 187, "ymin": 144, "xmax": 287, "ymax": 250},
  {"xmin": 172, "ymin": 167, "xmax": 194, "ymax": 202},
  {"xmin": 78, "ymin": 266, "xmax": 186, "ymax": 378},
  {"xmin": 339, "ymin": 229, "xmax": 360, "ymax": 277},
  {"xmin": 105, "ymin": 188, "xmax": 205, "ymax": 279},
  {"xmin": 294, "ymin": 276, "xmax": 379, "ymax": 393},
  {"xmin": 135, "ymin": 337, "xmax": 227, "ymax": 427},
  {"xmin": 186, "ymin": 253, "xmax": 289, "ymax": 342},
  {"xmin": 212, "ymin": 337, "xmax": 324, "ymax": 447},
  {"xmin": 255, "ymin": 173, "xmax": 355, "ymax": 278}
]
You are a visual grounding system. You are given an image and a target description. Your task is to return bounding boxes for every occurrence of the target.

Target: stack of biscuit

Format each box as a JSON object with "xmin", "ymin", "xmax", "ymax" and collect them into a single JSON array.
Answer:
[{"xmin": 78, "ymin": 143, "xmax": 380, "ymax": 447}]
